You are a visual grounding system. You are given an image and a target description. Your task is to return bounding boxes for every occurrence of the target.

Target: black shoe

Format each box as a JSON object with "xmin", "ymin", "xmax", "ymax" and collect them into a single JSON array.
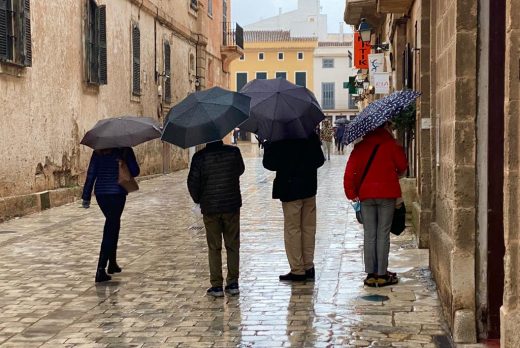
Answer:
[
  {"xmin": 305, "ymin": 267, "xmax": 315, "ymax": 280},
  {"xmin": 279, "ymin": 272, "xmax": 306, "ymax": 281},
  {"xmin": 225, "ymin": 283, "xmax": 240, "ymax": 295},
  {"xmin": 95, "ymin": 269, "xmax": 111, "ymax": 283},
  {"xmin": 107, "ymin": 262, "xmax": 122, "ymax": 274},
  {"xmin": 206, "ymin": 286, "xmax": 224, "ymax": 297}
]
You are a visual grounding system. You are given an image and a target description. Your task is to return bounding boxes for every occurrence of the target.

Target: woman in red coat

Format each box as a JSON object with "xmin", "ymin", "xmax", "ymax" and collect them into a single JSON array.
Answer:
[{"xmin": 344, "ymin": 122, "xmax": 408, "ymax": 287}]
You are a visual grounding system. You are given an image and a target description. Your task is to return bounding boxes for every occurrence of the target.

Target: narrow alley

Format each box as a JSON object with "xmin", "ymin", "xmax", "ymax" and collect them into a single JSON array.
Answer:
[{"xmin": 0, "ymin": 145, "xmax": 450, "ymax": 347}]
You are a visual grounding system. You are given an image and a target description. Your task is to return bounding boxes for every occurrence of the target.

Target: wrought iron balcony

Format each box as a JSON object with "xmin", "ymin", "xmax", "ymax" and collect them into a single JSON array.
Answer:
[
  {"xmin": 221, "ymin": 23, "xmax": 244, "ymax": 73},
  {"xmin": 223, "ymin": 22, "xmax": 243, "ymax": 49}
]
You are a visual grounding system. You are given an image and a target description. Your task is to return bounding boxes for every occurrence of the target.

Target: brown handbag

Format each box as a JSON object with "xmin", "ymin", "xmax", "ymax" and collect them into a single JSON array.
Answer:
[{"xmin": 118, "ymin": 160, "xmax": 139, "ymax": 193}]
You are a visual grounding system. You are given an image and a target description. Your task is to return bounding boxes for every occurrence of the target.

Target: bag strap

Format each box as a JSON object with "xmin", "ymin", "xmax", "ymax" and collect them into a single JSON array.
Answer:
[{"xmin": 358, "ymin": 144, "xmax": 380, "ymax": 192}]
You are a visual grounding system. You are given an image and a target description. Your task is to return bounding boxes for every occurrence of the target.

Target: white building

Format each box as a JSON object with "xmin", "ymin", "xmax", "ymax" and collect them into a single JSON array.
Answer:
[
  {"xmin": 244, "ymin": 0, "xmax": 328, "ymax": 40},
  {"xmin": 313, "ymin": 36, "xmax": 358, "ymax": 124}
]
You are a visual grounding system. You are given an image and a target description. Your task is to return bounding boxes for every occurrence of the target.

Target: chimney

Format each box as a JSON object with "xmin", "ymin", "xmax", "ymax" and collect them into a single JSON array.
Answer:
[
  {"xmin": 339, "ymin": 22, "xmax": 344, "ymax": 42},
  {"xmin": 279, "ymin": 7, "xmax": 282, "ymax": 15}
]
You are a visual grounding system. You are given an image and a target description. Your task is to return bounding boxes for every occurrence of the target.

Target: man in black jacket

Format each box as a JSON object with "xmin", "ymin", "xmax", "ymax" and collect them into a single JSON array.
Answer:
[
  {"xmin": 187, "ymin": 140, "xmax": 245, "ymax": 297},
  {"xmin": 263, "ymin": 133, "xmax": 325, "ymax": 281}
]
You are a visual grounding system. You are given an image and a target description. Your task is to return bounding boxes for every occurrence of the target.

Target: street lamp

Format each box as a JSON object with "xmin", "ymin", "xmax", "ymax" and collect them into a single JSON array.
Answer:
[{"xmin": 357, "ymin": 18, "xmax": 372, "ymax": 43}]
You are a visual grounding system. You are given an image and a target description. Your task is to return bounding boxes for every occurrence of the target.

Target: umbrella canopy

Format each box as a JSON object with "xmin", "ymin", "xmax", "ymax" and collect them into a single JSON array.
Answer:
[
  {"xmin": 239, "ymin": 78, "xmax": 325, "ymax": 142},
  {"xmin": 161, "ymin": 87, "xmax": 250, "ymax": 149},
  {"xmin": 335, "ymin": 118, "xmax": 349, "ymax": 125},
  {"xmin": 80, "ymin": 116, "xmax": 162, "ymax": 150},
  {"xmin": 344, "ymin": 90, "xmax": 421, "ymax": 145}
]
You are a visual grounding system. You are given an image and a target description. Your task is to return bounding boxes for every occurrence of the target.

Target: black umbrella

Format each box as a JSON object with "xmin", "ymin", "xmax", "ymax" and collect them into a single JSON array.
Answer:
[
  {"xmin": 334, "ymin": 118, "xmax": 349, "ymax": 125},
  {"xmin": 161, "ymin": 87, "xmax": 250, "ymax": 149},
  {"xmin": 239, "ymin": 78, "xmax": 325, "ymax": 142},
  {"xmin": 80, "ymin": 116, "xmax": 162, "ymax": 150}
]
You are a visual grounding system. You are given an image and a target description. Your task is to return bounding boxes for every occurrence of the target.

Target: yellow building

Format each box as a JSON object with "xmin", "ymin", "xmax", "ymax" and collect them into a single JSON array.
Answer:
[{"xmin": 229, "ymin": 31, "xmax": 318, "ymax": 93}]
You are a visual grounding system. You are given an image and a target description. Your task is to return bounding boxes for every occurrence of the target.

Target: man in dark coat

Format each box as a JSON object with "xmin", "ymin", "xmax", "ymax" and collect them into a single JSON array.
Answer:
[
  {"xmin": 187, "ymin": 140, "xmax": 245, "ymax": 297},
  {"xmin": 263, "ymin": 133, "xmax": 325, "ymax": 281}
]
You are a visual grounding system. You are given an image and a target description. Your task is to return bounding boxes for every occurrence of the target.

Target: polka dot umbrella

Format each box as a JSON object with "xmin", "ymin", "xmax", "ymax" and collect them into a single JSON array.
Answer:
[{"xmin": 344, "ymin": 90, "xmax": 421, "ymax": 145}]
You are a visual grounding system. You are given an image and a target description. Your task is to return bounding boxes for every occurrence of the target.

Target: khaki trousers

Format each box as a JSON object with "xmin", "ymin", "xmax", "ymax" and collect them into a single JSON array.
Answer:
[
  {"xmin": 281, "ymin": 196, "xmax": 317, "ymax": 275},
  {"xmin": 203, "ymin": 211, "xmax": 240, "ymax": 287}
]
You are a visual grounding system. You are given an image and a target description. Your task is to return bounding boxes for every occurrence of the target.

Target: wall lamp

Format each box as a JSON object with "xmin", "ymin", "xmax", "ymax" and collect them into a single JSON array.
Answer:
[{"xmin": 357, "ymin": 18, "xmax": 372, "ymax": 43}]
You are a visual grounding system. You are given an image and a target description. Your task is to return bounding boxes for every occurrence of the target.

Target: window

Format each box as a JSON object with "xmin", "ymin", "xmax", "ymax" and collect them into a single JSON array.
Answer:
[
  {"xmin": 163, "ymin": 40, "xmax": 171, "ymax": 103},
  {"xmin": 190, "ymin": 0, "xmax": 198, "ymax": 11},
  {"xmin": 348, "ymin": 93, "xmax": 357, "ymax": 109},
  {"xmin": 258, "ymin": 52, "xmax": 264, "ymax": 61},
  {"xmin": 207, "ymin": 0, "xmax": 212, "ymax": 16},
  {"xmin": 256, "ymin": 72, "xmax": 267, "ymax": 79},
  {"xmin": 236, "ymin": 72, "xmax": 247, "ymax": 91},
  {"xmin": 322, "ymin": 58, "xmax": 334, "ymax": 68},
  {"xmin": 297, "ymin": 52, "xmax": 304, "ymax": 60},
  {"xmin": 322, "ymin": 83, "xmax": 335, "ymax": 110},
  {"xmin": 0, "ymin": 0, "xmax": 32, "ymax": 67},
  {"xmin": 131, "ymin": 23, "xmax": 140, "ymax": 95},
  {"xmin": 85, "ymin": 0, "xmax": 107, "ymax": 85},
  {"xmin": 275, "ymin": 72, "xmax": 286, "ymax": 79},
  {"xmin": 278, "ymin": 52, "xmax": 284, "ymax": 60},
  {"xmin": 239, "ymin": 54, "xmax": 245, "ymax": 61},
  {"xmin": 347, "ymin": 51, "xmax": 353, "ymax": 68},
  {"xmin": 295, "ymin": 72, "xmax": 306, "ymax": 87}
]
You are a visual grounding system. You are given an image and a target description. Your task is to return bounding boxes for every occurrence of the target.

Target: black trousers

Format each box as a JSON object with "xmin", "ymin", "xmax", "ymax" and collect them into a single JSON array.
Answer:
[{"xmin": 95, "ymin": 194, "xmax": 126, "ymax": 269}]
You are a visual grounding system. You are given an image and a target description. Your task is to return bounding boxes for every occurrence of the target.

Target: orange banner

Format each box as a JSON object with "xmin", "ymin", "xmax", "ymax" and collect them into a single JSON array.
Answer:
[{"xmin": 354, "ymin": 33, "xmax": 371, "ymax": 69}]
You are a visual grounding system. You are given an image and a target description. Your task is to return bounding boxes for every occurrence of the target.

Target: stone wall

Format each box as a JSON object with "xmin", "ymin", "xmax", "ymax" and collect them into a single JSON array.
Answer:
[
  {"xmin": 501, "ymin": 0, "xmax": 520, "ymax": 346},
  {"xmin": 429, "ymin": 0, "xmax": 478, "ymax": 343},
  {"xmin": 0, "ymin": 0, "xmax": 232, "ymax": 222}
]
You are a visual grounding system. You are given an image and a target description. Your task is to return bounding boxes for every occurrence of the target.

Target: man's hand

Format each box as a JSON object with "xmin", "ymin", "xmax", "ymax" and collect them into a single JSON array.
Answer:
[{"xmin": 82, "ymin": 200, "xmax": 90, "ymax": 209}]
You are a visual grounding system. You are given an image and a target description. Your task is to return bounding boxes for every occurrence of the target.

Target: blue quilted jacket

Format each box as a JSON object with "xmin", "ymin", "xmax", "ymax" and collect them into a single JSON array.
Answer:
[{"xmin": 82, "ymin": 148, "xmax": 140, "ymax": 201}]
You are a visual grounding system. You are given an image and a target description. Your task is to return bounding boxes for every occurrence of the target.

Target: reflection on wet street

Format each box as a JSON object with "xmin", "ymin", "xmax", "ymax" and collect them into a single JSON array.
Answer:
[{"xmin": 0, "ymin": 143, "xmax": 449, "ymax": 347}]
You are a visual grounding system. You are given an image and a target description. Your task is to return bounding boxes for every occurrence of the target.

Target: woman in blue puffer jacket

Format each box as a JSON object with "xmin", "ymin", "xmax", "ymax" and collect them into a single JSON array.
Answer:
[{"xmin": 82, "ymin": 147, "xmax": 140, "ymax": 283}]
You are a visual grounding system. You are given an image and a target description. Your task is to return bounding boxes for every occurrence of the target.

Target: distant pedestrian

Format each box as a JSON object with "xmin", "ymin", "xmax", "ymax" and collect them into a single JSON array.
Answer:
[
  {"xmin": 187, "ymin": 140, "xmax": 245, "ymax": 297},
  {"xmin": 82, "ymin": 147, "xmax": 140, "ymax": 283},
  {"xmin": 320, "ymin": 120, "xmax": 334, "ymax": 160},
  {"xmin": 232, "ymin": 128, "xmax": 240, "ymax": 144},
  {"xmin": 335, "ymin": 123, "xmax": 346, "ymax": 153},
  {"xmin": 343, "ymin": 122, "xmax": 407, "ymax": 287},
  {"xmin": 263, "ymin": 133, "xmax": 325, "ymax": 281}
]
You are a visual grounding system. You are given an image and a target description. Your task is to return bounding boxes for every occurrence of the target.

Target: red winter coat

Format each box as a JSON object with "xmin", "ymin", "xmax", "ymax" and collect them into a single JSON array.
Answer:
[{"xmin": 344, "ymin": 128, "xmax": 408, "ymax": 201}]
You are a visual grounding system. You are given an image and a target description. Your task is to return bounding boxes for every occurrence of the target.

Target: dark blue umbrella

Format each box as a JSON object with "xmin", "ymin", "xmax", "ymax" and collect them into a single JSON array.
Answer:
[
  {"xmin": 161, "ymin": 87, "xmax": 250, "ymax": 149},
  {"xmin": 239, "ymin": 78, "xmax": 325, "ymax": 142},
  {"xmin": 344, "ymin": 90, "xmax": 421, "ymax": 144}
]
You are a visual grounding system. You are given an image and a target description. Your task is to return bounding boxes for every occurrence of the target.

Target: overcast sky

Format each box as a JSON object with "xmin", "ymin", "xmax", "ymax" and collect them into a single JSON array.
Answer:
[{"xmin": 231, "ymin": 0, "xmax": 353, "ymax": 34}]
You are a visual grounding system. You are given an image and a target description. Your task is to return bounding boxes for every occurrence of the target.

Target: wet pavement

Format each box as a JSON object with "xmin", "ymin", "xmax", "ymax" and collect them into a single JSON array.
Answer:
[{"xmin": 0, "ymin": 143, "xmax": 452, "ymax": 347}]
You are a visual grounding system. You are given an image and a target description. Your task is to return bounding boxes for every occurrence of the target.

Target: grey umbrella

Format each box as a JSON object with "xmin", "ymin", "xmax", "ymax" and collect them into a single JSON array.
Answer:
[
  {"xmin": 80, "ymin": 116, "xmax": 162, "ymax": 150},
  {"xmin": 239, "ymin": 78, "xmax": 325, "ymax": 142},
  {"xmin": 161, "ymin": 87, "xmax": 250, "ymax": 149}
]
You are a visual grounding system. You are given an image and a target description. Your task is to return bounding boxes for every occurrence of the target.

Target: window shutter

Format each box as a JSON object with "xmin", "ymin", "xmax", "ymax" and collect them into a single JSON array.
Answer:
[
  {"xmin": 0, "ymin": 0, "xmax": 8, "ymax": 60},
  {"xmin": 164, "ymin": 40, "xmax": 171, "ymax": 103},
  {"xmin": 85, "ymin": 0, "xmax": 93, "ymax": 82},
  {"xmin": 98, "ymin": 5, "xmax": 107, "ymax": 84},
  {"xmin": 132, "ymin": 24, "xmax": 140, "ymax": 95},
  {"xmin": 19, "ymin": 0, "xmax": 31, "ymax": 66}
]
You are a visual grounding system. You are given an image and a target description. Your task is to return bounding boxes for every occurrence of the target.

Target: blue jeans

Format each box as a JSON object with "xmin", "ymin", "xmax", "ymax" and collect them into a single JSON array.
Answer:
[
  {"xmin": 360, "ymin": 198, "xmax": 396, "ymax": 275},
  {"xmin": 95, "ymin": 194, "xmax": 126, "ymax": 269}
]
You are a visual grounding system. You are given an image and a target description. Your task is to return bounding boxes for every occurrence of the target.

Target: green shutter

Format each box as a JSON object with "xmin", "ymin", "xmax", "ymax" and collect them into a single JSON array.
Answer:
[
  {"xmin": 0, "ymin": 0, "xmax": 8, "ymax": 60},
  {"xmin": 19, "ymin": 0, "xmax": 31, "ymax": 66},
  {"xmin": 98, "ymin": 5, "xmax": 107, "ymax": 84},
  {"xmin": 132, "ymin": 24, "xmax": 140, "ymax": 94},
  {"xmin": 164, "ymin": 40, "xmax": 171, "ymax": 103}
]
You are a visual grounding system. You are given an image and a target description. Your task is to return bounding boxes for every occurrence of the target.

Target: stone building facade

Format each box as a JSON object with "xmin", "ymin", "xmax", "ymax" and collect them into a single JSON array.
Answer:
[
  {"xmin": 0, "ymin": 0, "xmax": 241, "ymax": 222},
  {"xmin": 345, "ymin": 0, "xmax": 518, "ymax": 345}
]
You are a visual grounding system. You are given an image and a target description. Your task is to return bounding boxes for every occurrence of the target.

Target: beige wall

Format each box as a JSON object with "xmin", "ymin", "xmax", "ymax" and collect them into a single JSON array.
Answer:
[
  {"xmin": 502, "ymin": 0, "xmax": 520, "ymax": 346},
  {"xmin": 429, "ymin": 0, "xmax": 478, "ymax": 342},
  {"xmin": 0, "ymin": 0, "xmax": 233, "ymax": 221}
]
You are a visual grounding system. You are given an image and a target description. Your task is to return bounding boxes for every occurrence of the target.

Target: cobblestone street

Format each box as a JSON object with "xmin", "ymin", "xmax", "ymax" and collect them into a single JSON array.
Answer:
[{"xmin": 0, "ymin": 144, "xmax": 451, "ymax": 347}]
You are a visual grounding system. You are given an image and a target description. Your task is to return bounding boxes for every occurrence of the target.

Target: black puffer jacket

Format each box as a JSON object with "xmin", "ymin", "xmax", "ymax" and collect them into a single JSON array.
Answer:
[
  {"xmin": 187, "ymin": 141, "xmax": 245, "ymax": 215},
  {"xmin": 263, "ymin": 133, "xmax": 325, "ymax": 202}
]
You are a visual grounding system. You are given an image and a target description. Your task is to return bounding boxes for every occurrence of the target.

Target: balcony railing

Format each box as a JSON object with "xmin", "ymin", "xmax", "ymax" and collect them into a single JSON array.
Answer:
[{"xmin": 222, "ymin": 22, "xmax": 244, "ymax": 49}]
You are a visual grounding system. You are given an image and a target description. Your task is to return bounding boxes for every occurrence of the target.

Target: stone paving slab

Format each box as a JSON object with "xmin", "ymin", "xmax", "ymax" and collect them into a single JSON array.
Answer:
[{"xmin": 0, "ymin": 144, "xmax": 452, "ymax": 347}]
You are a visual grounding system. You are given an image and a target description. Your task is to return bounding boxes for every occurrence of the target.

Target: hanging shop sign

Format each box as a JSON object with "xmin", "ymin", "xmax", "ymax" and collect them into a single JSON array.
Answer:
[
  {"xmin": 354, "ymin": 33, "xmax": 371, "ymax": 69},
  {"xmin": 368, "ymin": 53, "xmax": 385, "ymax": 85},
  {"xmin": 373, "ymin": 72, "xmax": 391, "ymax": 94}
]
